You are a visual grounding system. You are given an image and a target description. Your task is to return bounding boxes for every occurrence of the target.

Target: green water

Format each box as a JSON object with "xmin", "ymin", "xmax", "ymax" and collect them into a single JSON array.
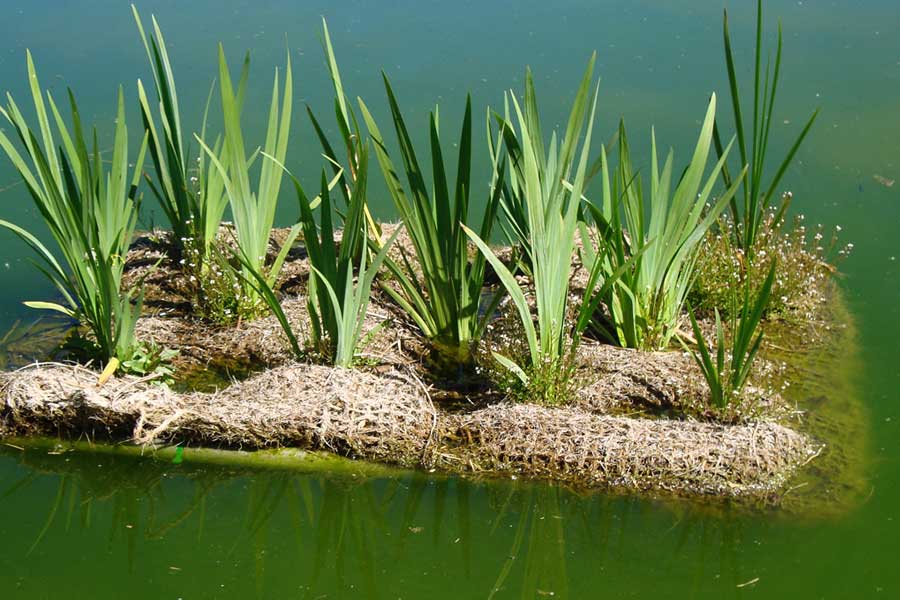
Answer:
[{"xmin": 0, "ymin": 0, "xmax": 897, "ymax": 596}]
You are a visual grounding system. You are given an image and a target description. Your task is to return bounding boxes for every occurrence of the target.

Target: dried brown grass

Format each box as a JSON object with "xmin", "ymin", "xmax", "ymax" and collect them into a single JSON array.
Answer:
[
  {"xmin": 1, "ymin": 363, "xmax": 434, "ymax": 466},
  {"xmin": 438, "ymin": 403, "xmax": 815, "ymax": 496},
  {"xmin": 574, "ymin": 342, "xmax": 708, "ymax": 413},
  {"xmin": 0, "ymin": 362, "xmax": 816, "ymax": 498}
]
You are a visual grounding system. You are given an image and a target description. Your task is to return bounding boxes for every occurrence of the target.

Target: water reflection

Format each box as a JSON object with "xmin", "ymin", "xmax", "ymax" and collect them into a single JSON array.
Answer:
[
  {"xmin": 0, "ymin": 287, "xmax": 866, "ymax": 597},
  {"xmin": 488, "ymin": 486, "xmax": 569, "ymax": 598},
  {"xmin": 0, "ymin": 316, "xmax": 71, "ymax": 370},
  {"xmin": 0, "ymin": 446, "xmax": 789, "ymax": 599}
]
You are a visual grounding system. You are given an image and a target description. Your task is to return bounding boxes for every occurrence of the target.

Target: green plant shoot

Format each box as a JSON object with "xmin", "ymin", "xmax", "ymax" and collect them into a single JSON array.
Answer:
[{"xmin": 0, "ymin": 52, "xmax": 148, "ymax": 366}]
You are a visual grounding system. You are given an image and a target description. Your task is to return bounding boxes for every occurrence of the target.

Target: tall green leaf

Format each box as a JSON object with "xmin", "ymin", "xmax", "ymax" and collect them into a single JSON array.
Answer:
[{"xmin": 714, "ymin": 0, "xmax": 819, "ymax": 255}]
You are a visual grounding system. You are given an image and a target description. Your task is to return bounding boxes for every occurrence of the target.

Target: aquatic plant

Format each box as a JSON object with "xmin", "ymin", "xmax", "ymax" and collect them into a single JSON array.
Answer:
[
  {"xmin": 715, "ymin": 0, "xmax": 819, "ymax": 257},
  {"xmin": 465, "ymin": 56, "xmax": 607, "ymax": 395},
  {"xmin": 682, "ymin": 262, "xmax": 776, "ymax": 408},
  {"xmin": 581, "ymin": 95, "xmax": 745, "ymax": 351},
  {"xmin": 359, "ymin": 78, "xmax": 504, "ymax": 361},
  {"xmin": 489, "ymin": 74, "xmax": 616, "ymax": 277},
  {"xmin": 238, "ymin": 161, "xmax": 398, "ymax": 367},
  {"xmin": 307, "ymin": 18, "xmax": 380, "ymax": 255},
  {"xmin": 298, "ymin": 162, "xmax": 400, "ymax": 367},
  {"xmin": 691, "ymin": 207, "xmax": 850, "ymax": 322},
  {"xmin": 198, "ymin": 44, "xmax": 297, "ymax": 318},
  {"xmin": 0, "ymin": 53, "xmax": 147, "ymax": 367},
  {"xmin": 132, "ymin": 5, "xmax": 230, "ymax": 263}
]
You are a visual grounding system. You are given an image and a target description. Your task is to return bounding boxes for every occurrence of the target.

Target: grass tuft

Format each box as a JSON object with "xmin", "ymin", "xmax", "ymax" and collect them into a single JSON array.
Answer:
[
  {"xmin": 582, "ymin": 96, "xmax": 745, "ymax": 351},
  {"xmin": 360, "ymin": 78, "xmax": 504, "ymax": 361},
  {"xmin": 682, "ymin": 263, "xmax": 776, "ymax": 409},
  {"xmin": 132, "ymin": 5, "xmax": 230, "ymax": 263},
  {"xmin": 0, "ymin": 53, "xmax": 148, "ymax": 368},
  {"xmin": 197, "ymin": 45, "xmax": 296, "ymax": 320},
  {"xmin": 466, "ymin": 56, "xmax": 605, "ymax": 403}
]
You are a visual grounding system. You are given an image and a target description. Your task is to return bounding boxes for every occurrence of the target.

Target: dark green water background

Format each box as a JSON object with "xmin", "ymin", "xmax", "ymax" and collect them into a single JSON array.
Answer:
[{"xmin": 0, "ymin": 0, "xmax": 898, "ymax": 597}]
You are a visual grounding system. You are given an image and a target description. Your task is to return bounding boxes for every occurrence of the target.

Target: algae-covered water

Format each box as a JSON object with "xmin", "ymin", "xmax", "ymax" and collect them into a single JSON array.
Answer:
[{"xmin": 1, "ymin": 0, "xmax": 898, "ymax": 597}]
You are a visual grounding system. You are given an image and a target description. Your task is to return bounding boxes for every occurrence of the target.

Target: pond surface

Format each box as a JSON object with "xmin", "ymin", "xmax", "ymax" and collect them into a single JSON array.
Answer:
[{"xmin": 0, "ymin": 0, "xmax": 898, "ymax": 597}]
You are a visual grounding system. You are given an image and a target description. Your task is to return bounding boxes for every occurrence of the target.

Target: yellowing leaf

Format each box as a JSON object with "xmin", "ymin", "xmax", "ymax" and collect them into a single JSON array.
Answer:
[
  {"xmin": 97, "ymin": 358, "xmax": 119, "ymax": 386},
  {"xmin": 23, "ymin": 301, "xmax": 75, "ymax": 317}
]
